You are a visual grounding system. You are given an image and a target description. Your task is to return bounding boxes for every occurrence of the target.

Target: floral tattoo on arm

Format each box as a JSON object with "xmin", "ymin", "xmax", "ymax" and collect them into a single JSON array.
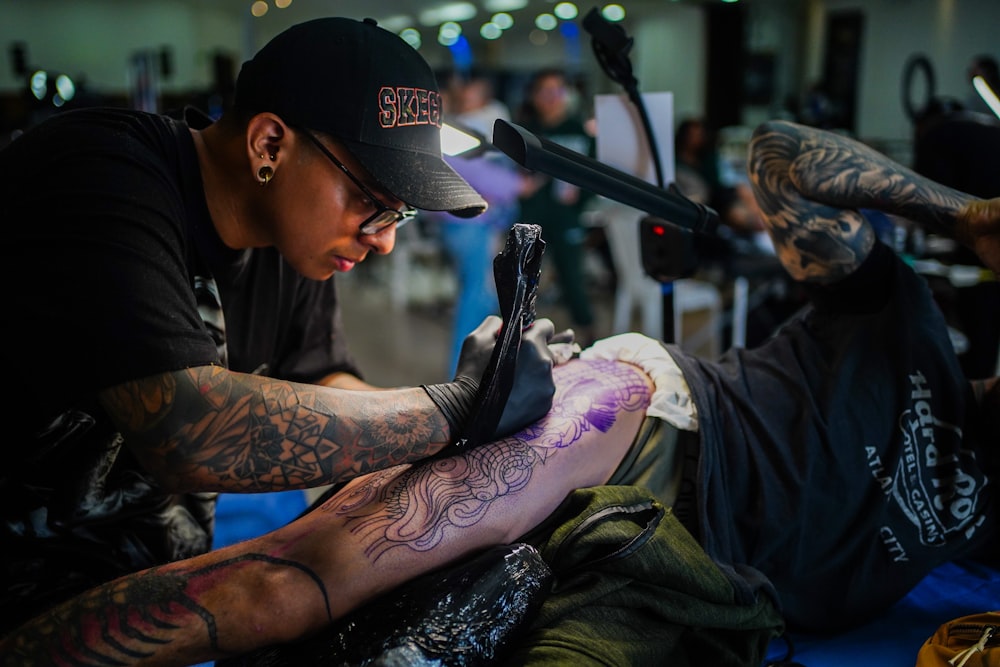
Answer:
[{"xmin": 102, "ymin": 366, "xmax": 448, "ymax": 492}]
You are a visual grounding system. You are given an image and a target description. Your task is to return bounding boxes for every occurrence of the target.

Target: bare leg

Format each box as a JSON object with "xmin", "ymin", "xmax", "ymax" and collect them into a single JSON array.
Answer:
[{"xmin": 0, "ymin": 358, "xmax": 653, "ymax": 667}]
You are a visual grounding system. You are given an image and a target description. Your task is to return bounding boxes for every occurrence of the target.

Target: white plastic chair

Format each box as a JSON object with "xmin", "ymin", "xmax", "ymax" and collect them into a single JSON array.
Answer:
[{"xmin": 595, "ymin": 200, "xmax": 724, "ymax": 357}]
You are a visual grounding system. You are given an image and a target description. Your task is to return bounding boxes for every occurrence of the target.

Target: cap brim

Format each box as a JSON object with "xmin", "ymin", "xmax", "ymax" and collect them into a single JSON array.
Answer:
[{"xmin": 344, "ymin": 140, "xmax": 487, "ymax": 218}]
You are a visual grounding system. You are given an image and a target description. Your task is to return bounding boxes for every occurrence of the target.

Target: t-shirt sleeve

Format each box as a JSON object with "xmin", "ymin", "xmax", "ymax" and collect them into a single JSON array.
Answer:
[{"xmin": 4, "ymin": 111, "xmax": 219, "ymax": 418}]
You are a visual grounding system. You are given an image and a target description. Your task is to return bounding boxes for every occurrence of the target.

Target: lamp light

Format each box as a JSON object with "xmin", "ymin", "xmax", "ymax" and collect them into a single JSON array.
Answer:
[{"xmin": 973, "ymin": 75, "xmax": 1000, "ymax": 119}]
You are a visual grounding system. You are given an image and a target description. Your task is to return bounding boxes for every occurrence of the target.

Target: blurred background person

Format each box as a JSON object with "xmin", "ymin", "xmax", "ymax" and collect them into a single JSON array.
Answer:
[
  {"xmin": 673, "ymin": 116, "xmax": 764, "ymax": 240},
  {"xmin": 516, "ymin": 68, "xmax": 598, "ymax": 345},
  {"xmin": 426, "ymin": 73, "xmax": 525, "ymax": 376}
]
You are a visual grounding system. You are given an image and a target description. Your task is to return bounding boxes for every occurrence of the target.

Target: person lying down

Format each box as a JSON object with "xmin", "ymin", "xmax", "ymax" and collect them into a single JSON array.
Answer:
[
  {"xmin": 3, "ymin": 119, "xmax": 999, "ymax": 666},
  {"xmin": 4, "ymin": 347, "xmax": 746, "ymax": 666},
  {"xmin": 4, "ymin": 322, "xmax": 995, "ymax": 666}
]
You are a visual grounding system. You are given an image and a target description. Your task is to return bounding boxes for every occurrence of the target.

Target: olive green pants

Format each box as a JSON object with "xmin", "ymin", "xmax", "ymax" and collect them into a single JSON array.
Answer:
[{"xmin": 509, "ymin": 419, "xmax": 784, "ymax": 666}]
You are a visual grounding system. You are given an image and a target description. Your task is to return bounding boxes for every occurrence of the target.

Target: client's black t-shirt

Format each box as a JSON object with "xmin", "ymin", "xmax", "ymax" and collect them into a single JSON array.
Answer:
[{"xmin": 669, "ymin": 242, "xmax": 998, "ymax": 632}]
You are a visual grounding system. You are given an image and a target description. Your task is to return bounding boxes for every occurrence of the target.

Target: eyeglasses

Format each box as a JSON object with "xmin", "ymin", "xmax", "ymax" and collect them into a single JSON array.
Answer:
[{"xmin": 299, "ymin": 128, "xmax": 416, "ymax": 235}]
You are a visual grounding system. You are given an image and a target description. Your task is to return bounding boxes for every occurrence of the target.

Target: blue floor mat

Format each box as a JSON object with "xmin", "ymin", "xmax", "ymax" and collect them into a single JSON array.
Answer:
[{"xmin": 763, "ymin": 559, "xmax": 1000, "ymax": 666}]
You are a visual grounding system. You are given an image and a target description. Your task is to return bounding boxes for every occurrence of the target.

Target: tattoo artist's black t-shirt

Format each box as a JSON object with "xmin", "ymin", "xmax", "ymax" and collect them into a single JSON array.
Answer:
[
  {"xmin": 0, "ymin": 107, "xmax": 360, "ymax": 632},
  {"xmin": 668, "ymin": 242, "xmax": 999, "ymax": 633}
]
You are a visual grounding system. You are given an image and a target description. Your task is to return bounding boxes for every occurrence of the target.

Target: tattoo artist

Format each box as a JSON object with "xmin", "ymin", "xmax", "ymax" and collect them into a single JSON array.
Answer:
[{"xmin": 0, "ymin": 16, "xmax": 565, "ymax": 636}]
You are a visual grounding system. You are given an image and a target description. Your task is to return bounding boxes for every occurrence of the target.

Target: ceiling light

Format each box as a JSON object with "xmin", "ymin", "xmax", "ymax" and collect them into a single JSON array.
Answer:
[
  {"xmin": 419, "ymin": 3, "xmax": 477, "ymax": 26},
  {"xmin": 484, "ymin": 0, "xmax": 527, "ymax": 10},
  {"xmin": 438, "ymin": 22, "xmax": 462, "ymax": 46},
  {"xmin": 400, "ymin": 28, "xmax": 422, "ymax": 49},
  {"xmin": 492, "ymin": 12, "xmax": 514, "ymax": 29},
  {"xmin": 554, "ymin": 2, "xmax": 578, "ymax": 20},
  {"xmin": 274, "ymin": 0, "xmax": 292, "ymax": 8},
  {"xmin": 529, "ymin": 29, "xmax": 549, "ymax": 45},
  {"xmin": 535, "ymin": 13, "xmax": 557, "ymax": 30},
  {"xmin": 30, "ymin": 71, "xmax": 47, "ymax": 100},
  {"xmin": 250, "ymin": 0, "xmax": 267, "ymax": 17},
  {"xmin": 439, "ymin": 21, "xmax": 463, "ymax": 37},
  {"xmin": 55, "ymin": 73, "xmax": 75, "ymax": 101},
  {"xmin": 379, "ymin": 14, "xmax": 416, "ymax": 32},
  {"xmin": 481, "ymin": 22, "xmax": 503, "ymax": 39},
  {"xmin": 601, "ymin": 4, "xmax": 625, "ymax": 21}
]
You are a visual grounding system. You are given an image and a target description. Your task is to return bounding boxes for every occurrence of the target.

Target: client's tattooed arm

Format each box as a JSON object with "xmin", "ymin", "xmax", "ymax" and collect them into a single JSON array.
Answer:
[
  {"xmin": 748, "ymin": 119, "xmax": 1000, "ymax": 282},
  {"xmin": 0, "ymin": 359, "xmax": 652, "ymax": 667}
]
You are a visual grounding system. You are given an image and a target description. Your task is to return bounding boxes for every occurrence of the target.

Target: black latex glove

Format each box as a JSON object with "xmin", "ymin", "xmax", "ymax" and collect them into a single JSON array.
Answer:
[
  {"xmin": 426, "ymin": 223, "xmax": 557, "ymax": 451},
  {"xmin": 454, "ymin": 315, "xmax": 506, "ymax": 383},
  {"xmin": 492, "ymin": 317, "xmax": 557, "ymax": 440},
  {"xmin": 420, "ymin": 315, "xmax": 505, "ymax": 443},
  {"xmin": 422, "ymin": 315, "xmax": 558, "ymax": 447}
]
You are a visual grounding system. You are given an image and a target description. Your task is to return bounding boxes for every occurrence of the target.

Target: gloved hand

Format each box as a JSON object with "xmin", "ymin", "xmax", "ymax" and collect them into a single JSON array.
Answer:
[
  {"xmin": 492, "ymin": 317, "xmax": 557, "ymax": 440},
  {"xmin": 422, "ymin": 316, "xmax": 559, "ymax": 448},
  {"xmin": 548, "ymin": 328, "xmax": 580, "ymax": 365},
  {"xmin": 453, "ymin": 315, "xmax": 505, "ymax": 383},
  {"xmin": 420, "ymin": 315, "xmax": 512, "ymax": 444}
]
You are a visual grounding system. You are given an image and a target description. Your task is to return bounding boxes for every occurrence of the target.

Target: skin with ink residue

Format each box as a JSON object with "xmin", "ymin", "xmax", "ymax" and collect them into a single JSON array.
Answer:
[
  {"xmin": 336, "ymin": 445, "xmax": 538, "ymax": 559},
  {"xmin": 0, "ymin": 358, "xmax": 652, "ymax": 667},
  {"xmin": 325, "ymin": 360, "xmax": 649, "ymax": 560}
]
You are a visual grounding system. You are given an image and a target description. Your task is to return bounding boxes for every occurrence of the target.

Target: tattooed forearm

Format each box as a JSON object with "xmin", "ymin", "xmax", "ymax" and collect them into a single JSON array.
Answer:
[
  {"xmin": 0, "ymin": 554, "xmax": 331, "ymax": 666},
  {"xmin": 748, "ymin": 120, "xmax": 979, "ymax": 282},
  {"xmin": 4, "ymin": 359, "xmax": 654, "ymax": 666},
  {"xmin": 101, "ymin": 367, "xmax": 450, "ymax": 492},
  {"xmin": 323, "ymin": 360, "xmax": 651, "ymax": 559}
]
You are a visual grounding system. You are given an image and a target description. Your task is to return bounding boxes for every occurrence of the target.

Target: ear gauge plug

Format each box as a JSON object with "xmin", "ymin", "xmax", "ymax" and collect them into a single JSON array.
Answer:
[{"xmin": 257, "ymin": 165, "xmax": 274, "ymax": 185}]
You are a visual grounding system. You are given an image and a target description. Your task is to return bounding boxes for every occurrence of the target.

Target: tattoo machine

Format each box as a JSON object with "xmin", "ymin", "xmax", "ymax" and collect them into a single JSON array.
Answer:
[{"xmin": 453, "ymin": 223, "xmax": 545, "ymax": 451}]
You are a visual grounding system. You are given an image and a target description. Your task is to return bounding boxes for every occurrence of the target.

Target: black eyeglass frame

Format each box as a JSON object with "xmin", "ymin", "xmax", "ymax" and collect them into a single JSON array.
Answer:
[{"xmin": 298, "ymin": 128, "xmax": 416, "ymax": 235}]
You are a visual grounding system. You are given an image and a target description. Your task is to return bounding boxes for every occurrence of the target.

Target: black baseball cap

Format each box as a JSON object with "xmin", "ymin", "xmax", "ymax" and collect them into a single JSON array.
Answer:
[{"xmin": 234, "ymin": 17, "xmax": 487, "ymax": 217}]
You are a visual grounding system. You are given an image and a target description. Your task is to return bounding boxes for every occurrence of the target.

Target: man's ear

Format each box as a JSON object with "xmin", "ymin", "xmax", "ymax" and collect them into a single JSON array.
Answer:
[{"xmin": 246, "ymin": 113, "xmax": 288, "ymax": 165}]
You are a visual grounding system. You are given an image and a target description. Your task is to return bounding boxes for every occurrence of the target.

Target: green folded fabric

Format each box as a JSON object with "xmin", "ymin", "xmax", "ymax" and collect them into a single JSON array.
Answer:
[{"xmin": 510, "ymin": 485, "xmax": 785, "ymax": 667}]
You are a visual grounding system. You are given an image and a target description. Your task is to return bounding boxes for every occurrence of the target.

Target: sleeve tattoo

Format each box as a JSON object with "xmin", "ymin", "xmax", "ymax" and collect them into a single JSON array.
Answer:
[
  {"xmin": 103, "ymin": 366, "xmax": 447, "ymax": 492},
  {"xmin": 748, "ymin": 120, "xmax": 973, "ymax": 283},
  {"xmin": 4, "ymin": 359, "xmax": 651, "ymax": 665}
]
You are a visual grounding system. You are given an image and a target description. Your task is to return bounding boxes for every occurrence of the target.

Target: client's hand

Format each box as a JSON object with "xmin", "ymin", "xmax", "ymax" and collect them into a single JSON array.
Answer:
[{"xmin": 958, "ymin": 198, "xmax": 1000, "ymax": 275}]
